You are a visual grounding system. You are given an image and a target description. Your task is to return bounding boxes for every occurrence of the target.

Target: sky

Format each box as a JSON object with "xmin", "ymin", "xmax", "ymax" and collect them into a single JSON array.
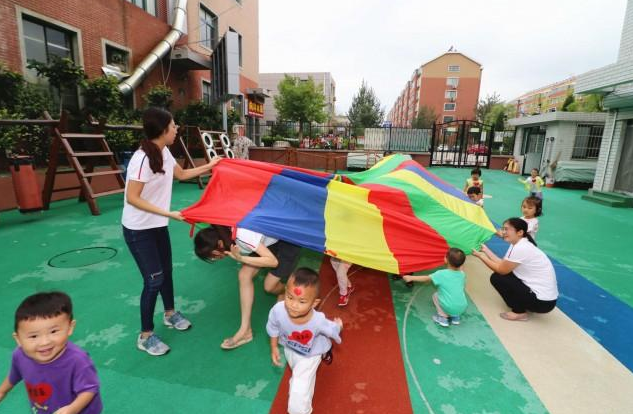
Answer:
[{"xmin": 259, "ymin": 0, "xmax": 627, "ymax": 115}]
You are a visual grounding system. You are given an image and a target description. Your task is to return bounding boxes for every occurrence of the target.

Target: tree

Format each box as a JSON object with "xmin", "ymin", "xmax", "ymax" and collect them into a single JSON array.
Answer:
[
  {"xmin": 560, "ymin": 94, "xmax": 575, "ymax": 111},
  {"xmin": 27, "ymin": 56, "xmax": 86, "ymax": 112},
  {"xmin": 411, "ymin": 105, "xmax": 437, "ymax": 128},
  {"xmin": 144, "ymin": 84, "xmax": 173, "ymax": 109},
  {"xmin": 347, "ymin": 80, "xmax": 384, "ymax": 135},
  {"xmin": 484, "ymin": 104, "xmax": 507, "ymax": 130},
  {"xmin": 476, "ymin": 92, "xmax": 502, "ymax": 123},
  {"xmin": 83, "ymin": 75, "xmax": 124, "ymax": 120},
  {"xmin": 274, "ymin": 75, "xmax": 327, "ymax": 137}
]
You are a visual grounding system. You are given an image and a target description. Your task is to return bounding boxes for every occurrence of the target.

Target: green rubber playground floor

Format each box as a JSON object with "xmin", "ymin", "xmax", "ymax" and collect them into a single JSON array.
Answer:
[{"xmin": 0, "ymin": 166, "xmax": 630, "ymax": 413}]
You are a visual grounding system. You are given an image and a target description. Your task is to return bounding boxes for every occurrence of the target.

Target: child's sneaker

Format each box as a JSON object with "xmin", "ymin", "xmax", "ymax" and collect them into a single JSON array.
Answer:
[
  {"xmin": 450, "ymin": 315, "xmax": 461, "ymax": 325},
  {"xmin": 137, "ymin": 333, "xmax": 170, "ymax": 356},
  {"xmin": 163, "ymin": 311, "xmax": 192, "ymax": 330},
  {"xmin": 338, "ymin": 285, "xmax": 355, "ymax": 307},
  {"xmin": 322, "ymin": 348, "xmax": 333, "ymax": 365},
  {"xmin": 432, "ymin": 314, "xmax": 450, "ymax": 327}
]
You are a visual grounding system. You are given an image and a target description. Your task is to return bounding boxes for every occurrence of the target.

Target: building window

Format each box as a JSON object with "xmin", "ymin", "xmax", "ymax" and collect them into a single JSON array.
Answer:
[
  {"xmin": 105, "ymin": 44, "xmax": 129, "ymax": 73},
  {"xmin": 445, "ymin": 90, "xmax": 457, "ymax": 100},
  {"xmin": 228, "ymin": 27, "xmax": 243, "ymax": 67},
  {"xmin": 202, "ymin": 80, "xmax": 212, "ymax": 105},
  {"xmin": 448, "ymin": 65, "xmax": 460, "ymax": 72},
  {"xmin": 447, "ymin": 77, "xmax": 459, "ymax": 88},
  {"xmin": 572, "ymin": 124, "xmax": 604, "ymax": 159},
  {"xmin": 444, "ymin": 103, "xmax": 456, "ymax": 111},
  {"xmin": 22, "ymin": 17, "xmax": 78, "ymax": 110},
  {"xmin": 23, "ymin": 18, "xmax": 74, "ymax": 64},
  {"xmin": 127, "ymin": 0, "xmax": 156, "ymax": 16},
  {"xmin": 443, "ymin": 116, "xmax": 454, "ymax": 123},
  {"xmin": 200, "ymin": 5, "xmax": 218, "ymax": 49}
]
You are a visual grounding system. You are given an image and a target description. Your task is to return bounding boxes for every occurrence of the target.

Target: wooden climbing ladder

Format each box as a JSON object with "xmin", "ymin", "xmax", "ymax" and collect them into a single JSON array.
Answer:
[{"xmin": 42, "ymin": 112, "xmax": 125, "ymax": 215}]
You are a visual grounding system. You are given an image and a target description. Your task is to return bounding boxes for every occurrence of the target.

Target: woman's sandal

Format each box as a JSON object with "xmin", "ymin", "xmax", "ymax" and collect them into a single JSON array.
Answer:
[
  {"xmin": 220, "ymin": 334, "xmax": 253, "ymax": 350},
  {"xmin": 499, "ymin": 312, "xmax": 529, "ymax": 322}
]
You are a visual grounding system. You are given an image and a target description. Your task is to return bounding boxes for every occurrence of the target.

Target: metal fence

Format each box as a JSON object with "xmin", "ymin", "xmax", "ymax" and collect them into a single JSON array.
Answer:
[{"xmin": 254, "ymin": 121, "xmax": 515, "ymax": 154}]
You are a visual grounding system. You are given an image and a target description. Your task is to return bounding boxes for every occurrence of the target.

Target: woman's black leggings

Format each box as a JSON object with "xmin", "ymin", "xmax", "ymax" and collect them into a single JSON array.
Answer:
[{"xmin": 490, "ymin": 272, "xmax": 556, "ymax": 314}]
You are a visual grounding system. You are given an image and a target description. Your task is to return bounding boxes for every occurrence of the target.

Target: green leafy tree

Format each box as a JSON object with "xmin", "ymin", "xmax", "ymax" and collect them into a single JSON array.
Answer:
[
  {"xmin": 274, "ymin": 75, "xmax": 327, "ymax": 137},
  {"xmin": 411, "ymin": 105, "xmax": 437, "ymax": 128},
  {"xmin": 83, "ymin": 75, "xmax": 124, "ymax": 120},
  {"xmin": 174, "ymin": 100, "xmax": 223, "ymax": 130},
  {"xmin": 560, "ymin": 94, "xmax": 575, "ymax": 111},
  {"xmin": 0, "ymin": 66, "xmax": 54, "ymax": 164},
  {"xmin": 484, "ymin": 104, "xmax": 507, "ymax": 130},
  {"xmin": 347, "ymin": 81, "xmax": 384, "ymax": 135},
  {"xmin": 476, "ymin": 92, "xmax": 502, "ymax": 122},
  {"xmin": 144, "ymin": 84, "xmax": 173, "ymax": 109},
  {"xmin": 0, "ymin": 64, "xmax": 25, "ymax": 110},
  {"xmin": 27, "ymin": 56, "xmax": 86, "ymax": 112}
]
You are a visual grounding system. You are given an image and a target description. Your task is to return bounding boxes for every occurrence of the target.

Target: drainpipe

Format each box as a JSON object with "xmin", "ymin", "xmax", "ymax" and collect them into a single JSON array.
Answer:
[
  {"xmin": 600, "ymin": 109, "xmax": 619, "ymax": 190},
  {"xmin": 118, "ymin": 0, "xmax": 188, "ymax": 95}
]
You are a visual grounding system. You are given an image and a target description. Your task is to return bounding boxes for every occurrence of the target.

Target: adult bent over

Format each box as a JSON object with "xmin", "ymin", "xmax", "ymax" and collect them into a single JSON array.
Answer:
[{"xmin": 472, "ymin": 217, "xmax": 558, "ymax": 321}]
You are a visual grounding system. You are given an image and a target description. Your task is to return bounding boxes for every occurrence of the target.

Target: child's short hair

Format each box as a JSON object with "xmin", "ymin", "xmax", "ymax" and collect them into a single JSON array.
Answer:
[
  {"xmin": 466, "ymin": 186, "xmax": 481, "ymax": 195},
  {"xmin": 290, "ymin": 267, "xmax": 320, "ymax": 294},
  {"xmin": 471, "ymin": 168, "xmax": 481, "ymax": 176},
  {"xmin": 523, "ymin": 196, "xmax": 543, "ymax": 217},
  {"xmin": 446, "ymin": 248, "xmax": 466, "ymax": 268},
  {"xmin": 194, "ymin": 227, "xmax": 220, "ymax": 262},
  {"xmin": 531, "ymin": 168, "xmax": 539, "ymax": 173},
  {"xmin": 15, "ymin": 292, "xmax": 73, "ymax": 331}
]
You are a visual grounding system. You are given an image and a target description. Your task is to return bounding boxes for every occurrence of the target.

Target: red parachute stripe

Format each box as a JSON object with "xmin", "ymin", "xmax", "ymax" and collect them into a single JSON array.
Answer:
[{"xmin": 363, "ymin": 183, "xmax": 448, "ymax": 274}]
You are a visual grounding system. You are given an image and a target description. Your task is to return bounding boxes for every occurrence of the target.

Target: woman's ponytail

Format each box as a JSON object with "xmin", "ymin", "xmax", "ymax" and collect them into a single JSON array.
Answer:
[
  {"xmin": 141, "ymin": 107, "xmax": 173, "ymax": 174},
  {"xmin": 140, "ymin": 138, "xmax": 164, "ymax": 174}
]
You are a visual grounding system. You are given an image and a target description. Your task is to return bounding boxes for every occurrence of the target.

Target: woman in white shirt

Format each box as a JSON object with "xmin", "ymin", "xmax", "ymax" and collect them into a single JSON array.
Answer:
[
  {"xmin": 472, "ymin": 217, "xmax": 558, "ymax": 322},
  {"xmin": 122, "ymin": 107, "xmax": 220, "ymax": 356}
]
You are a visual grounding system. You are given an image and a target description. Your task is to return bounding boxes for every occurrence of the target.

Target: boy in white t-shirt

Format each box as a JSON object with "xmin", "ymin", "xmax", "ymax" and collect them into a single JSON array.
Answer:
[{"xmin": 267, "ymin": 268, "xmax": 342, "ymax": 414}]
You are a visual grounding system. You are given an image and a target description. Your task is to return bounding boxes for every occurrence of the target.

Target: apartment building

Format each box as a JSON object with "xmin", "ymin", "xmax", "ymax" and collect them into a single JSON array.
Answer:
[{"xmin": 387, "ymin": 50, "xmax": 482, "ymax": 127}]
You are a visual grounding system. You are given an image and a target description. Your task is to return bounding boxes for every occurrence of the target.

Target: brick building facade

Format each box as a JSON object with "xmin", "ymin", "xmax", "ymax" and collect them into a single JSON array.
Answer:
[
  {"xmin": 0, "ymin": 0, "xmax": 259, "ymax": 127},
  {"xmin": 387, "ymin": 51, "xmax": 482, "ymax": 127}
]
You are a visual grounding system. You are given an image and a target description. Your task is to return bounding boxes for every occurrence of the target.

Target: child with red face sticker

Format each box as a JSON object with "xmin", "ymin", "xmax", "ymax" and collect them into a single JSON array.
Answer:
[{"xmin": 267, "ymin": 268, "xmax": 343, "ymax": 414}]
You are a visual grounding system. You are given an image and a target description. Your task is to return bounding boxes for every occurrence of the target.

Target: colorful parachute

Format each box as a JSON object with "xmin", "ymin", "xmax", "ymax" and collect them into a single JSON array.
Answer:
[{"xmin": 182, "ymin": 154, "xmax": 495, "ymax": 274}]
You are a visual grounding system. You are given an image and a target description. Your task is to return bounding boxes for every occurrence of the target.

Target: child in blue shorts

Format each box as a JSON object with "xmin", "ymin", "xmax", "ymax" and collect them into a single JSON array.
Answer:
[{"xmin": 403, "ymin": 248, "xmax": 468, "ymax": 327}]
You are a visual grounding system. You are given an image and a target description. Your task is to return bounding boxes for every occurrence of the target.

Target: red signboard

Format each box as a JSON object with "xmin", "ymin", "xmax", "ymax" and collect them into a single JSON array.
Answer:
[{"xmin": 247, "ymin": 99, "xmax": 264, "ymax": 118}]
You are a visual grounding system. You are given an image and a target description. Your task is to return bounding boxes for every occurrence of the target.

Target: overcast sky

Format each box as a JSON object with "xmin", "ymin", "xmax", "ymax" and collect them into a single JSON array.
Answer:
[{"xmin": 259, "ymin": 0, "xmax": 627, "ymax": 115}]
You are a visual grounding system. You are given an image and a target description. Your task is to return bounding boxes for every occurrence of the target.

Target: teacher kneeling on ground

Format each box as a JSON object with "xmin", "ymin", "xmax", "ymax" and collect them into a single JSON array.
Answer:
[{"xmin": 471, "ymin": 217, "xmax": 558, "ymax": 322}]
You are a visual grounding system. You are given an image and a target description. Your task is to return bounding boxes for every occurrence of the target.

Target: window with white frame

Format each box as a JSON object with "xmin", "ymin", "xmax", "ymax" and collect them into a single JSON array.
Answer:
[
  {"xmin": 445, "ymin": 90, "xmax": 457, "ymax": 100},
  {"xmin": 202, "ymin": 80, "xmax": 212, "ymax": 105},
  {"xmin": 22, "ymin": 16, "xmax": 79, "ymax": 110},
  {"xmin": 127, "ymin": 0, "xmax": 156, "ymax": 16},
  {"xmin": 444, "ymin": 103, "xmax": 456, "ymax": 111},
  {"xmin": 200, "ymin": 5, "xmax": 218, "ymax": 49},
  {"xmin": 448, "ymin": 65, "xmax": 460, "ymax": 72},
  {"xmin": 228, "ymin": 27, "xmax": 243, "ymax": 67},
  {"xmin": 446, "ymin": 77, "xmax": 459, "ymax": 87},
  {"xmin": 572, "ymin": 124, "xmax": 604, "ymax": 159},
  {"xmin": 443, "ymin": 116, "xmax": 454, "ymax": 123},
  {"xmin": 105, "ymin": 44, "xmax": 129, "ymax": 72}
]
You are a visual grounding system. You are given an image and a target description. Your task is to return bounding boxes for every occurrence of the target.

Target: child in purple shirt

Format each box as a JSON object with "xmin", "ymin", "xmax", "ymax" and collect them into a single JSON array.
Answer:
[{"xmin": 0, "ymin": 292, "xmax": 102, "ymax": 414}]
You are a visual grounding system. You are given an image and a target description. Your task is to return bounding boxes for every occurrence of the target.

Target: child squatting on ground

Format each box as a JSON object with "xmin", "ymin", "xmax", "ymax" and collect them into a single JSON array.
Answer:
[
  {"xmin": 467, "ymin": 186, "xmax": 484, "ymax": 207},
  {"xmin": 403, "ymin": 248, "xmax": 468, "ymax": 327},
  {"xmin": 0, "ymin": 292, "xmax": 103, "ymax": 414},
  {"xmin": 267, "ymin": 268, "xmax": 343, "ymax": 414}
]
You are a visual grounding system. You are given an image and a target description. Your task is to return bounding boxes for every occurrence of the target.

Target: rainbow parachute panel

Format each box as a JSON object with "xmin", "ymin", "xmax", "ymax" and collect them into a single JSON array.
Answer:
[{"xmin": 182, "ymin": 154, "xmax": 496, "ymax": 274}]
